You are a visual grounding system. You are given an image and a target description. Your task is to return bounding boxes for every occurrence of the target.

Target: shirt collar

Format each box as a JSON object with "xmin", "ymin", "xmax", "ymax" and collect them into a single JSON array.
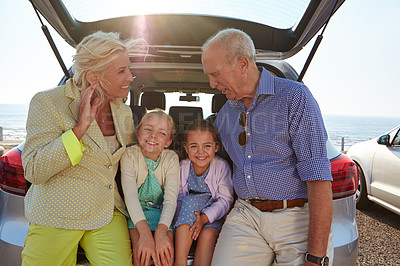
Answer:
[
  {"xmin": 228, "ymin": 66, "xmax": 275, "ymax": 109},
  {"xmin": 256, "ymin": 66, "xmax": 275, "ymax": 97}
]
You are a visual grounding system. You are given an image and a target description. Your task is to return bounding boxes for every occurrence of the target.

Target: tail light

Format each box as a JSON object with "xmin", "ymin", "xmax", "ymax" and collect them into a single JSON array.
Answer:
[
  {"xmin": 0, "ymin": 147, "xmax": 27, "ymax": 196},
  {"xmin": 330, "ymin": 153, "xmax": 359, "ymax": 200}
]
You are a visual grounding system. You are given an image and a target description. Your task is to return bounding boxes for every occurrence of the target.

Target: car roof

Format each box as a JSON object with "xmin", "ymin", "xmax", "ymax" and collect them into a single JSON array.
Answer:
[{"xmin": 30, "ymin": 0, "xmax": 345, "ymax": 60}]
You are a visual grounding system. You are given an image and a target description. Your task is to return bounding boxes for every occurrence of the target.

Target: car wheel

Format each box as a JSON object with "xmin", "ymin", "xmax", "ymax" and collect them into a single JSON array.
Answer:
[{"xmin": 356, "ymin": 165, "xmax": 373, "ymax": 209}]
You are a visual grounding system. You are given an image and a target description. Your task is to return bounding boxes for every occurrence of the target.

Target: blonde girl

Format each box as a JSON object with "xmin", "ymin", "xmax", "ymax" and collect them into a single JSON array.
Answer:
[{"xmin": 121, "ymin": 110, "xmax": 180, "ymax": 266}]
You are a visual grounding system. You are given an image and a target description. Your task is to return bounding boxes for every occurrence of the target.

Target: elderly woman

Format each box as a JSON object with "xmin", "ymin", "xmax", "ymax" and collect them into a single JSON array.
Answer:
[{"xmin": 21, "ymin": 31, "xmax": 144, "ymax": 265}]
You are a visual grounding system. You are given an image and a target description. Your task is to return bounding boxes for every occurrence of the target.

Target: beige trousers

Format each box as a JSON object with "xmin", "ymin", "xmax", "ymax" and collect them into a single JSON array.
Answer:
[{"xmin": 211, "ymin": 199, "xmax": 333, "ymax": 266}]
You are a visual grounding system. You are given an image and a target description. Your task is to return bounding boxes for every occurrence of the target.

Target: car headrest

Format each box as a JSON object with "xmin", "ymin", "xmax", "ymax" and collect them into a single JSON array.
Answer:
[
  {"xmin": 131, "ymin": 105, "xmax": 147, "ymax": 126},
  {"xmin": 212, "ymin": 94, "xmax": 228, "ymax": 113},
  {"xmin": 141, "ymin": 91, "xmax": 166, "ymax": 110},
  {"xmin": 169, "ymin": 106, "xmax": 203, "ymax": 134}
]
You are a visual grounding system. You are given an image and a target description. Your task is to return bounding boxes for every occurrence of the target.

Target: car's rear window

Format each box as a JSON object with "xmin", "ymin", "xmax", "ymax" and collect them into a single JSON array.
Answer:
[{"xmin": 61, "ymin": 0, "xmax": 311, "ymax": 29}]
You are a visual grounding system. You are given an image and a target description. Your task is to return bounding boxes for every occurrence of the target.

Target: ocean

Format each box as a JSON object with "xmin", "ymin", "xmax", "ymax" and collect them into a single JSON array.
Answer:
[
  {"xmin": 323, "ymin": 115, "xmax": 399, "ymax": 151},
  {"xmin": 0, "ymin": 104, "xmax": 399, "ymax": 152},
  {"xmin": 0, "ymin": 104, "xmax": 29, "ymax": 141}
]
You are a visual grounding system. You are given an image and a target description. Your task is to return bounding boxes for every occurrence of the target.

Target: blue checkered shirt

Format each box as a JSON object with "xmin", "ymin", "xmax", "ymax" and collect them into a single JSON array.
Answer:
[{"xmin": 214, "ymin": 67, "xmax": 332, "ymax": 200}]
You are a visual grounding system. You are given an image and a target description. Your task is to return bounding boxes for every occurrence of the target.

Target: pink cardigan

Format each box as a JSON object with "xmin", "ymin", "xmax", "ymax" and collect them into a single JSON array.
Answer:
[{"xmin": 177, "ymin": 156, "xmax": 234, "ymax": 223}]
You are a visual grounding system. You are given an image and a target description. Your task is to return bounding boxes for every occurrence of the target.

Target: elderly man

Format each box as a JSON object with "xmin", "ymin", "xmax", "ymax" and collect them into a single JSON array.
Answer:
[{"xmin": 201, "ymin": 28, "xmax": 333, "ymax": 266}]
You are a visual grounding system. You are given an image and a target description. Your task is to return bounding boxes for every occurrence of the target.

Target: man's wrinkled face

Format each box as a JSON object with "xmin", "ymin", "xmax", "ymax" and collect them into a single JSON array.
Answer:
[{"xmin": 202, "ymin": 44, "xmax": 242, "ymax": 101}]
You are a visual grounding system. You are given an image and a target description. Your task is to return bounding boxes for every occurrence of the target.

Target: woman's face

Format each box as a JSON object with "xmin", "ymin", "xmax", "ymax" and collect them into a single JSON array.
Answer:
[
  {"xmin": 101, "ymin": 52, "xmax": 134, "ymax": 99},
  {"xmin": 136, "ymin": 115, "xmax": 173, "ymax": 161}
]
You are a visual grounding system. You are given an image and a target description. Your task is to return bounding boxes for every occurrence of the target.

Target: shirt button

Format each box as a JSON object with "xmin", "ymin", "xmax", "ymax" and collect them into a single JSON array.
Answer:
[
  {"xmin": 108, "ymin": 184, "xmax": 113, "ymax": 189},
  {"xmin": 247, "ymin": 132, "xmax": 250, "ymax": 136},
  {"xmin": 107, "ymin": 164, "xmax": 112, "ymax": 169},
  {"xmin": 247, "ymin": 175, "xmax": 251, "ymax": 179},
  {"xmin": 247, "ymin": 155, "xmax": 251, "ymax": 159}
]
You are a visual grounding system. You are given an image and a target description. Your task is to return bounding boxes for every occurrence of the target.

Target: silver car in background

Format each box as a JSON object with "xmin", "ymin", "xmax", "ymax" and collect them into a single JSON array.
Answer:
[{"xmin": 347, "ymin": 125, "xmax": 400, "ymax": 215}]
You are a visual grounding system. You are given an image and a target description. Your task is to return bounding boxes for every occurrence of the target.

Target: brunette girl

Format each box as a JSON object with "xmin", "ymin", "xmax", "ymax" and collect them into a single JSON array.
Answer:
[{"xmin": 174, "ymin": 119, "xmax": 234, "ymax": 266}]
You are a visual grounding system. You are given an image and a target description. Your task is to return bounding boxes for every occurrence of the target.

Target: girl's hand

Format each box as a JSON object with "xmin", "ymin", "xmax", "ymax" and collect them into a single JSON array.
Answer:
[
  {"xmin": 137, "ymin": 234, "xmax": 158, "ymax": 266},
  {"xmin": 73, "ymin": 83, "xmax": 100, "ymax": 140},
  {"xmin": 190, "ymin": 212, "xmax": 209, "ymax": 240},
  {"xmin": 154, "ymin": 225, "xmax": 174, "ymax": 266},
  {"xmin": 135, "ymin": 220, "xmax": 159, "ymax": 266}
]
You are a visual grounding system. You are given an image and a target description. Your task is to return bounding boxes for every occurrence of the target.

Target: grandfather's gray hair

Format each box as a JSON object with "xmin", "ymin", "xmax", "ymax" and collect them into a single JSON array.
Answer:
[{"xmin": 202, "ymin": 28, "xmax": 256, "ymax": 65}]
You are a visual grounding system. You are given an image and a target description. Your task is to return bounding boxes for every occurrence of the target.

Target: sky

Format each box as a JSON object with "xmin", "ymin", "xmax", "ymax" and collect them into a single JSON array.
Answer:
[{"xmin": 1, "ymin": 0, "xmax": 400, "ymax": 118}]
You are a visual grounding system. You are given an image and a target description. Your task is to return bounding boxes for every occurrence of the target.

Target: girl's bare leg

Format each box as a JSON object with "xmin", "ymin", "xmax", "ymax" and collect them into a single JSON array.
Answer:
[
  {"xmin": 174, "ymin": 224, "xmax": 193, "ymax": 266},
  {"xmin": 193, "ymin": 227, "xmax": 219, "ymax": 266}
]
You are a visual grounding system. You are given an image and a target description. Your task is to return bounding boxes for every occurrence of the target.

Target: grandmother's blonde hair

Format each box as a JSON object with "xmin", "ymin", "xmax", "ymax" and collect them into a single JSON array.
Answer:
[{"xmin": 72, "ymin": 31, "xmax": 147, "ymax": 105}]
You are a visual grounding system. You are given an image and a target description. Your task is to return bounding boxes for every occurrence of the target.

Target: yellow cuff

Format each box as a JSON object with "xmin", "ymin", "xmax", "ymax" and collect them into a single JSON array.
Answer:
[{"xmin": 62, "ymin": 129, "xmax": 86, "ymax": 166}]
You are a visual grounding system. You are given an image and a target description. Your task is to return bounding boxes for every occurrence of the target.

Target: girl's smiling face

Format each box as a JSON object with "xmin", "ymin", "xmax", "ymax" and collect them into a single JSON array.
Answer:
[
  {"xmin": 136, "ymin": 114, "xmax": 172, "ymax": 161},
  {"xmin": 184, "ymin": 130, "xmax": 219, "ymax": 176}
]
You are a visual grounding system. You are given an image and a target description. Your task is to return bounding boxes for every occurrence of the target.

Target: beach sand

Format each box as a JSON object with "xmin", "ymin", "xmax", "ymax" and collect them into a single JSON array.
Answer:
[{"xmin": 0, "ymin": 140, "xmax": 23, "ymax": 155}]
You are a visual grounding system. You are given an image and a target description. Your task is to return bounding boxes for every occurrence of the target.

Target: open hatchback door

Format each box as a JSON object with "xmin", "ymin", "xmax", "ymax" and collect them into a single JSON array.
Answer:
[{"xmin": 30, "ymin": 0, "xmax": 344, "ymax": 61}]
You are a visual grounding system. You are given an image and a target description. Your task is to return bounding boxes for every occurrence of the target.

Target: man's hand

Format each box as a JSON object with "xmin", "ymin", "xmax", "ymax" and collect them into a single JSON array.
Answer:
[{"xmin": 307, "ymin": 180, "xmax": 333, "ymax": 260}]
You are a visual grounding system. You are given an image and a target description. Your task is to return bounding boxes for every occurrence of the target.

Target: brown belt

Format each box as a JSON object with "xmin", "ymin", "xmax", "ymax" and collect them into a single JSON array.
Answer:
[{"xmin": 246, "ymin": 198, "xmax": 308, "ymax": 212}]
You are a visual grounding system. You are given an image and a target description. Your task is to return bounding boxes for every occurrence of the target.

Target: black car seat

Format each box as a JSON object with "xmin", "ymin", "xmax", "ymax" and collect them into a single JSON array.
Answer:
[
  {"xmin": 206, "ymin": 94, "xmax": 231, "ymax": 166},
  {"xmin": 206, "ymin": 94, "xmax": 228, "ymax": 123},
  {"xmin": 168, "ymin": 106, "xmax": 203, "ymax": 158},
  {"xmin": 140, "ymin": 91, "xmax": 166, "ymax": 110},
  {"xmin": 130, "ymin": 105, "xmax": 147, "ymax": 126}
]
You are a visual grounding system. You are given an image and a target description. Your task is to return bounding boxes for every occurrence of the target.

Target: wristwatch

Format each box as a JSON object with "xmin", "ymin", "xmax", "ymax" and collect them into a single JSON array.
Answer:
[{"xmin": 305, "ymin": 252, "xmax": 329, "ymax": 266}]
